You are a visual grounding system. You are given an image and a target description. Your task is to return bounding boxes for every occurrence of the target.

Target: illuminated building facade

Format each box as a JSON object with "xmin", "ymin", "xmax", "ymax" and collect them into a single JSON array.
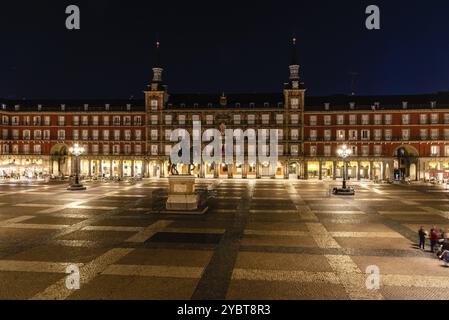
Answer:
[{"xmin": 1, "ymin": 39, "xmax": 449, "ymax": 181}]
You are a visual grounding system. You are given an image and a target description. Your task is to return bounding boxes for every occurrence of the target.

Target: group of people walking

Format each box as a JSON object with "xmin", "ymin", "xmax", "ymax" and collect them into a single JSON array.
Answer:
[{"xmin": 418, "ymin": 226, "xmax": 449, "ymax": 262}]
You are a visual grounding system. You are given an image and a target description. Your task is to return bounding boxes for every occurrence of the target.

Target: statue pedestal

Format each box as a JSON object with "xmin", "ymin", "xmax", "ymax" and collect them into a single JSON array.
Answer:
[{"xmin": 166, "ymin": 175, "xmax": 200, "ymax": 211}]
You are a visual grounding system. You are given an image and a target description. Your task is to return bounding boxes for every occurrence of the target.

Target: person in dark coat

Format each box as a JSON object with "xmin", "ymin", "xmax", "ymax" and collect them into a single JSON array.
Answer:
[{"xmin": 418, "ymin": 226, "xmax": 427, "ymax": 250}]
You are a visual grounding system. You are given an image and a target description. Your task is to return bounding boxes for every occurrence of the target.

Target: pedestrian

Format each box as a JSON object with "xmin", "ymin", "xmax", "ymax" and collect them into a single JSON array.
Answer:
[
  {"xmin": 439, "ymin": 229, "xmax": 446, "ymax": 245},
  {"xmin": 418, "ymin": 226, "xmax": 427, "ymax": 250},
  {"xmin": 430, "ymin": 228, "xmax": 440, "ymax": 253}
]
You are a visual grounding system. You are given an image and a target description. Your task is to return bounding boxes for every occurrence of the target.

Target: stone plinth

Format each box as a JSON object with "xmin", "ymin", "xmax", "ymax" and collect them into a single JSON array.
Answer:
[{"xmin": 166, "ymin": 175, "xmax": 199, "ymax": 211}]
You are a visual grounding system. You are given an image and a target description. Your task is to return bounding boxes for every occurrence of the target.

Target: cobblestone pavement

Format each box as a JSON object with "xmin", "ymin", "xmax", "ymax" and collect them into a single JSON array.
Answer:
[{"xmin": 0, "ymin": 179, "xmax": 448, "ymax": 300}]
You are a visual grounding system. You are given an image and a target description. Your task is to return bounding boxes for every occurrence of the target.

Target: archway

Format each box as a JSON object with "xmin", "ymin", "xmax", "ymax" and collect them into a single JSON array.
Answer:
[
  {"xmin": 50, "ymin": 144, "xmax": 69, "ymax": 176},
  {"xmin": 288, "ymin": 162, "xmax": 299, "ymax": 180},
  {"xmin": 393, "ymin": 145, "xmax": 419, "ymax": 180}
]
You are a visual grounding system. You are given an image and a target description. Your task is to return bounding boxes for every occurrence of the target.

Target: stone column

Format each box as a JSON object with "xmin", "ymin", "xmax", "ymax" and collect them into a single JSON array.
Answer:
[
  {"xmin": 284, "ymin": 161, "xmax": 289, "ymax": 179},
  {"xmin": 88, "ymin": 160, "xmax": 92, "ymax": 177},
  {"xmin": 200, "ymin": 162, "xmax": 205, "ymax": 179},
  {"xmin": 369, "ymin": 160, "xmax": 374, "ymax": 180},
  {"xmin": 214, "ymin": 163, "xmax": 219, "ymax": 179},
  {"xmin": 304, "ymin": 161, "xmax": 308, "ymax": 180},
  {"xmin": 242, "ymin": 162, "xmax": 247, "ymax": 179},
  {"xmin": 110, "ymin": 160, "xmax": 113, "ymax": 177},
  {"xmin": 256, "ymin": 162, "xmax": 261, "ymax": 179},
  {"xmin": 131, "ymin": 160, "xmax": 135, "ymax": 177},
  {"xmin": 143, "ymin": 160, "xmax": 148, "ymax": 177},
  {"xmin": 357, "ymin": 161, "xmax": 361, "ymax": 180},
  {"xmin": 228, "ymin": 164, "xmax": 233, "ymax": 179},
  {"xmin": 333, "ymin": 160, "xmax": 337, "ymax": 180},
  {"xmin": 318, "ymin": 161, "xmax": 323, "ymax": 180}
]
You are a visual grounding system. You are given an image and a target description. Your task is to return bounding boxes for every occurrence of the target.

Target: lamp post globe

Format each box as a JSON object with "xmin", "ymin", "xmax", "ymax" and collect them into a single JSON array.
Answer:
[
  {"xmin": 337, "ymin": 145, "xmax": 352, "ymax": 189},
  {"xmin": 67, "ymin": 143, "xmax": 86, "ymax": 191}
]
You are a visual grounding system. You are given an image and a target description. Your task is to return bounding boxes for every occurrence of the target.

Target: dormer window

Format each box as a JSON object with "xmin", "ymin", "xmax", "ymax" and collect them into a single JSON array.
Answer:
[
  {"xmin": 194, "ymin": 103, "xmax": 199, "ymax": 108},
  {"xmin": 235, "ymin": 103, "xmax": 241, "ymax": 108},
  {"xmin": 249, "ymin": 102, "xmax": 255, "ymax": 108},
  {"xmin": 180, "ymin": 103, "xmax": 186, "ymax": 108},
  {"xmin": 402, "ymin": 101, "xmax": 408, "ymax": 109},
  {"xmin": 105, "ymin": 104, "xmax": 110, "ymax": 111},
  {"xmin": 264, "ymin": 102, "xmax": 269, "ymax": 107},
  {"xmin": 37, "ymin": 104, "xmax": 42, "ymax": 111},
  {"xmin": 277, "ymin": 102, "xmax": 283, "ymax": 108},
  {"xmin": 324, "ymin": 103, "xmax": 330, "ymax": 111},
  {"xmin": 207, "ymin": 103, "xmax": 213, "ymax": 108},
  {"xmin": 431, "ymin": 101, "xmax": 437, "ymax": 109},
  {"xmin": 15, "ymin": 105, "xmax": 20, "ymax": 111},
  {"xmin": 126, "ymin": 104, "xmax": 131, "ymax": 111},
  {"xmin": 61, "ymin": 104, "xmax": 65, "ymax": 111},
  {"xmin": 84, "ymin": 104, "xmax": 89, "ymax": 111},
  {"xmin": 349, "ymin": 102, "xmax": 355, "ymax": 110}
]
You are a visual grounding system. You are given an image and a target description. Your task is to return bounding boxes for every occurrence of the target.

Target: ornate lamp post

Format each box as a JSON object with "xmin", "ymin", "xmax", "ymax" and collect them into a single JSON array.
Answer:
[
  {"xmin": 337, "ymin": 145, "xmax": 352, "ymax": 189},
  {"xmin": 68, "ymin": 143, "xmax": 86, "ymax": 191}
]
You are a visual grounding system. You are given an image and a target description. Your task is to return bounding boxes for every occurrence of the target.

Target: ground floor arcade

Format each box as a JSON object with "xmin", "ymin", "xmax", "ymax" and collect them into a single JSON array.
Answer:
[{"xmin": 1, "ymin": 155, "xmax": 449, "ymax": 181}]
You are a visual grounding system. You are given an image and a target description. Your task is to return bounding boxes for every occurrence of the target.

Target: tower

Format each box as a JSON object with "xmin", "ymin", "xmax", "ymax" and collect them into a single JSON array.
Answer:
[
  {"xmin": 283, "ymin": 35, "xmax": 306, "ymax": 176},
  {"xmin": 145, "ymin": 39, "xmax": 167, "ymax": 111},
  {"xmin": 144, "ymin": 40, "xmax": 167, "ymax": 169}
]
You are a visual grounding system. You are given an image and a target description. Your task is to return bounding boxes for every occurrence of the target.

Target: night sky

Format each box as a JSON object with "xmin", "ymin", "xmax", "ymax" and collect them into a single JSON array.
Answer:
[{"xmin": 1, "ymin": 0, "xmax": 448, "ymax": 99}]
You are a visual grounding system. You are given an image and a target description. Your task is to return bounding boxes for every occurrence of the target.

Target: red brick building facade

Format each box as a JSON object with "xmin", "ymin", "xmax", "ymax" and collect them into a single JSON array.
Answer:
[{"xmin": 1, "ymin": 40, "xmax": 449, "ymax": 181}]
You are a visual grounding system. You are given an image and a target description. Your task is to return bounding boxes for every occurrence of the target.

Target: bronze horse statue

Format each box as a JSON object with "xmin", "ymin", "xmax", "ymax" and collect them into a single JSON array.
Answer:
[{"xmin": 169, "ymin": 146, "xmax": 195, "ymax": 176}]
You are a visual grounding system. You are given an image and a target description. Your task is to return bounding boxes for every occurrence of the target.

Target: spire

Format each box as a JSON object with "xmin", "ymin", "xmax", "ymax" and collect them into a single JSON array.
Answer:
[
  {"xmin": 291, "ymin": 35, "xmax": 298, "ymax": 66},
  {"xmin": 288, "ymin": 34, "xmax": 301, "ymax": 88},
  {"xmin": 152, "ymin": 39, "xmax": 163, "ymax": 83},
  {"xmin": 155, "ymin": 39, "xmax": 161, "ymax": 68}
]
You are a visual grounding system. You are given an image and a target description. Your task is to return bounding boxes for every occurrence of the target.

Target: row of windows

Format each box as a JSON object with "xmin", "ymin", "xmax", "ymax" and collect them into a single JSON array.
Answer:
[
  {"xmin": 308, "ymin": 113, "xmax": 449, "ymax": 126},
  {"xmin": 151, "ymin": 114, "xmax": 301, "ymax": 125},
  {"xmin": 150, "ymin": 99, "xmax": 301, "ymax": 110},
  {"xmin": 309, "ymin": 129, "xmax": 449, "ymax": 141},
  {"xmin": 308, "ymin": 145, "xmax": 449, "ymax": 157},
  {"xmin": 1, "ymin": 144, "xmax": 143, "ymax": 155},
  {"xmin": 1, "ymin": 129, "xmax": 142, "ymax": 141},
  {"xmin": 150, "ymin": 129, "xmax": 301, "ymax": 141},
  {"xmin": 148, "ymin": 144, "xmax": 301, "ymax": 157},
  {"xmin": 3, "ymin": 104, "xmax": 135, "ymax": 112},
  {"xmin": 1, "ymin": 115, "xmax": 143, "ymax": 126}
]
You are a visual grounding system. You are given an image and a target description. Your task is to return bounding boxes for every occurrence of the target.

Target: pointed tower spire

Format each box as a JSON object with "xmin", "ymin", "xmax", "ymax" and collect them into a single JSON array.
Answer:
[
  {"xmin": 289, "ymin": 35, "xmax": 300, "ymax": 83},
  {"xmin": 285, "ymin": 34, "xmax": 303, "ymax": 90},
  {"xmin": 291, "ymin": 35, "xmax": 298, "ymax": 66},
  {"xmin": 152, "ymin": 39, "xmax": 163, "ymax": 83},
  {"xmin": 155, "ymin": 39, "xmax": 161, "ymax": 68}
]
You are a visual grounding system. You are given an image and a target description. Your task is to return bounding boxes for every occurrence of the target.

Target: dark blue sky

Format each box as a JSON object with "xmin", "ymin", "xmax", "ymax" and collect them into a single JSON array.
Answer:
[{"xmin": 1, "ymin": 0, "xmax": 448, "ymax": 99}]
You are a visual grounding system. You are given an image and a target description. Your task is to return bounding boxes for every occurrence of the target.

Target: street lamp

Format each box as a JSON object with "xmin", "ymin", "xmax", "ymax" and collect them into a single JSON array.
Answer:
[
  {"xmin": 67, "ymin": 143, "xmax": 86, "ymax": 191},
  {"xmin": 337, "ymin": 145, "xmax": 352, "ymax": 189}
]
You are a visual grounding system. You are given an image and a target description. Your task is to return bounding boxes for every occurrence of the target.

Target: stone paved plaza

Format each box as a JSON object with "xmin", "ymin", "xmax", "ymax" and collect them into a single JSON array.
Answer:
[{"xmin": 0, "ymin": 178, "xmax": 448, "ymax": 300}]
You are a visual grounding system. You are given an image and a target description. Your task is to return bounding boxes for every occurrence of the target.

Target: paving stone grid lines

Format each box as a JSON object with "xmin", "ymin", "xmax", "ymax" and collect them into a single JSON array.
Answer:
[{"xmin": 0, "ymin": 179, "xmax": 448, "ymax": 300}]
